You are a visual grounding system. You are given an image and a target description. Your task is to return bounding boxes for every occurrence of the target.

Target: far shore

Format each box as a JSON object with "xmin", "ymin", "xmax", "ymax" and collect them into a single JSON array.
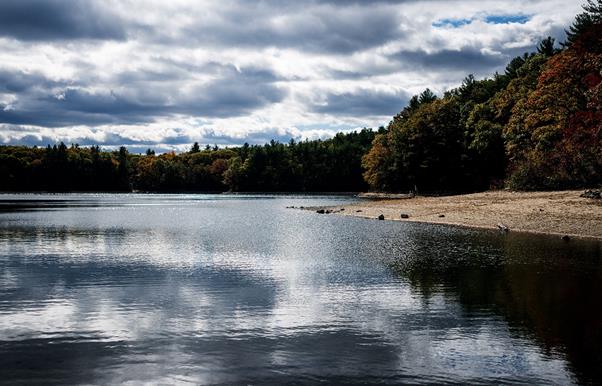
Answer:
[{"xmin": 311, "ymin": 190, "xmax": 602, "ymax": 240}]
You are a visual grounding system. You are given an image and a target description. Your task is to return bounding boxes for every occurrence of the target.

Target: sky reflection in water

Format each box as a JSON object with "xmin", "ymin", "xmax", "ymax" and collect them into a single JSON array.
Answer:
[{"xmin": 0, "ymin": 194, "xmax": 600, "ymax": 385}]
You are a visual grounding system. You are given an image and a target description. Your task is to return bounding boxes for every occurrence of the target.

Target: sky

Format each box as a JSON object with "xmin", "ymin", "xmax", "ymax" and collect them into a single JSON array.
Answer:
[{"xmin": 0, "ymin": 0, "xmax": 583, "ymax": 152}]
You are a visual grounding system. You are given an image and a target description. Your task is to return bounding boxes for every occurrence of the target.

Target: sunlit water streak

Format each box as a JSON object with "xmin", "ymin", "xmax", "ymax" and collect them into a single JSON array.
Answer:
[{"xmin": 0, "ymin": 193, "xmax": 600, "ymax": 385}]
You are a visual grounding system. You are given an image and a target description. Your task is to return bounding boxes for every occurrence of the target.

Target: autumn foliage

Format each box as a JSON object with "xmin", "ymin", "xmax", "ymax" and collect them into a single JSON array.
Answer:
[{"xmin": 363, "ymin": 11, "xmax": 602, "ymax": 192}]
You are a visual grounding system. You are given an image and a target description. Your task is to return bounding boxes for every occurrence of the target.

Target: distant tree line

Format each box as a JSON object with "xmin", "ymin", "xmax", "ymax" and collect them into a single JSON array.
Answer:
[
  {"xmin": 0, "ymin": 129, "xmax": 378, "ymax": 192},
  {"xmin": 0, "ymin": 143, "xmax": 130, "ymax": 192},
  {"xmin": 1, "ymin": 2, "xmax": 601, "ymax": 193}
]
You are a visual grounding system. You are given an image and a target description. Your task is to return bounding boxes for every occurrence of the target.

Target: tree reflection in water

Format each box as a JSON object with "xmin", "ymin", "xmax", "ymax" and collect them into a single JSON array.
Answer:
[{"xmin": 390, "ymin": 230, "xmax": 602, "ymax": 385}]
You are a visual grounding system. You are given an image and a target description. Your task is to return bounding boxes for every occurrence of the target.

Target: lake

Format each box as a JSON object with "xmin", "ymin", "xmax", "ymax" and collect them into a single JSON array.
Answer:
[{"xmin": 0, "ymin": 194, "xmax": 600, "ymax": 385}]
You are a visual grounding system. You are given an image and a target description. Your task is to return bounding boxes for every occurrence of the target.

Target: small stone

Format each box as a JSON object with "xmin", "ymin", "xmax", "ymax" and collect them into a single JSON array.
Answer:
[
  {"xmin": 378, "ymin": 214, "xmax": 385, "ymax": 220},
  {"xmin": 316, "ymin": 209, "xmax": 325, "ymax": 214},
  {"xmin": 581, "ymin": 189, "xmax": 601, "ymax": 199},
  {"xmin": 497, "ymin": 223, "xmax": 509, "ymax": 233},
  {"xmin": 400, "ymin": 213, "xmax": 410, "ymax": 219},
  {"xmin": 340, "ymin": 208, "xmax": 345, "ymax": 211}
]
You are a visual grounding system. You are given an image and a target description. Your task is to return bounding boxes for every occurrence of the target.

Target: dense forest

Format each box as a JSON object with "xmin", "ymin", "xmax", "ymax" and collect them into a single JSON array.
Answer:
[
  {"xmin": 0, "ymin": 130, "xmax": 379, "ymax": 192},
  {"xmin": 1, "ymin": 2, "xmax": 601, "ymax": 193}
]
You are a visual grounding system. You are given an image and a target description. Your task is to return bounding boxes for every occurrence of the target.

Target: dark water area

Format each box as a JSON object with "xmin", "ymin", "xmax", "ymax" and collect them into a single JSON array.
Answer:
[{"xmin": 0, "ymin": 194, "xmax": 600, "ymax": 385}]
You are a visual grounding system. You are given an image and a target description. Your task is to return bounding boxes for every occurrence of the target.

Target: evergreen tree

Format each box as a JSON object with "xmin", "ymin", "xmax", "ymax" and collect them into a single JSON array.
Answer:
[
  {"xmin": 418, "ymin": 88, "xmax": 437, "ymax": 105},
  {"xmin": 537, "ymin": 36, "xmax": 558, "ymax": 57},
  {"xmin": 564, "ymin": 0, "xmax": 602, "ymax": 46}
]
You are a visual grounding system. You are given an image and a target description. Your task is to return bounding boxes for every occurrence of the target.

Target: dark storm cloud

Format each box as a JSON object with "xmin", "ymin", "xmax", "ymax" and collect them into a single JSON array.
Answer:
[
  {"xmin": 0, "ymin": 0, "xmax": 126, "ymax": 41},
  {"xmin": 186, "ymin": 79, "xmax": 285, "ymax": 119},
  {"xmin": 0, "ymin": 87, "xmax": 161, "ymax": 127},
  {"xmin": 0, "ymin": 67, "xmax": 286, "ymax": 127},
  {"xmin": 389, "ymin": 48, "xmax": 507, "ymax": 73},
  {"xmin": 176, "ymin": 5, "xmax": 403, "ymax": 54},
  {"xmin": 312, "ymin": 89, "xmax": 410, "ymax": 117},
  {"xmin": 0, "ymin": 69, "xmax": 65, "ymax": 92}
]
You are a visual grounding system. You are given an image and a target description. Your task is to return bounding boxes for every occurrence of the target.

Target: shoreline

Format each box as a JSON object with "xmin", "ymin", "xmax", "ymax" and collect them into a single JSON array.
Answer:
[{"xmin": 310, "ymin": 190, "xmax": 602, "ymax": 241}]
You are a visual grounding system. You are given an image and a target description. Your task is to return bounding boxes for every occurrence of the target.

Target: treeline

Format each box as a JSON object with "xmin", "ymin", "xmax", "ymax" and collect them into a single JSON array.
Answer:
[
  {"xmin": 0, "ymin": 129, "xmax": 378, "ymax": 192},
  {"xmin": 0, "ymin": 143, "xmax": 130, "ymax": 192},
  {"xmin": 363, "ymin": 1, "xmax": 602, "ymax": 192}
]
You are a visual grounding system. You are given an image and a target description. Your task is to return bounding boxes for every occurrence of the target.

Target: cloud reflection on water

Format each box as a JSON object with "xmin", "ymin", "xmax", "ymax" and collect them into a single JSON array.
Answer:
[{"xmin": 0, "ymin": 194, "xmax": 599, "ymax": 384}]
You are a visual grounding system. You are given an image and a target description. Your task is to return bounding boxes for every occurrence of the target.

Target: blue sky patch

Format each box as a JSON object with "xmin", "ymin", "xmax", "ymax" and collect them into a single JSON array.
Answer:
[
  {"xmin": 432, "ymin": 18, "xmax": 473, "ymax": 28},
  {"xmin": 484, "ymin": 14, "xmax": 532, "ymax": 24},
  {"xmin": 433, "ymin": 14, "xmax": 532, "ymax": 28}
]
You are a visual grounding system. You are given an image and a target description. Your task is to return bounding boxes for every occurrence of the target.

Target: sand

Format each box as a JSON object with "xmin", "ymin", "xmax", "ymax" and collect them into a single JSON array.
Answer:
[{"xmin": 319, "ymin": 190, "xmax": 602, "ymax": 240}]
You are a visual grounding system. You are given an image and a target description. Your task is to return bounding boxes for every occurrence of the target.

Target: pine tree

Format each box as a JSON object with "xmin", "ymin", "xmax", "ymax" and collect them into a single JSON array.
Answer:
[
  {"xmin": 418, "ymin": 88, "xmax": 437, "ymax": 105},
  {"xmin": 564, "ymin": 0, "xmax": 602, "ymax": 46},
  {"xmin": 537, "ymin": 37, "xmax": 558, "ymax": 57}
]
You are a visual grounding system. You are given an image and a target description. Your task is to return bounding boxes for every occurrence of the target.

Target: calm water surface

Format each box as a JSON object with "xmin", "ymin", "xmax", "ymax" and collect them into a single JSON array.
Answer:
[{"xmin": 0, "ymin": 194, "xmax": 600, "ymax": 385}]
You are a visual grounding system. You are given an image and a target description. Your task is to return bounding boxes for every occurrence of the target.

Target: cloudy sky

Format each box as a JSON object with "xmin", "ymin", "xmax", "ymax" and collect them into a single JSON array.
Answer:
[{"xmin": 0, "ymin": 0, "xmax": 582, "ymax": 152}]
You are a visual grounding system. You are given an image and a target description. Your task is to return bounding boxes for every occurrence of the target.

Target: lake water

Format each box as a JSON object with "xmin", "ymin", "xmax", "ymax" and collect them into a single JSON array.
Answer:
[{"xmin": 0, "ymin": 194, "xmax": 600, "ymax": 385}]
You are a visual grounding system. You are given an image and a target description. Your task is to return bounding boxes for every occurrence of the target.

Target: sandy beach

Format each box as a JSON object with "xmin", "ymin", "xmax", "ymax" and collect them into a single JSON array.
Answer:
[{"xmin": 317, "ymin": 190, "xmax": 602, "ymax": 240}]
